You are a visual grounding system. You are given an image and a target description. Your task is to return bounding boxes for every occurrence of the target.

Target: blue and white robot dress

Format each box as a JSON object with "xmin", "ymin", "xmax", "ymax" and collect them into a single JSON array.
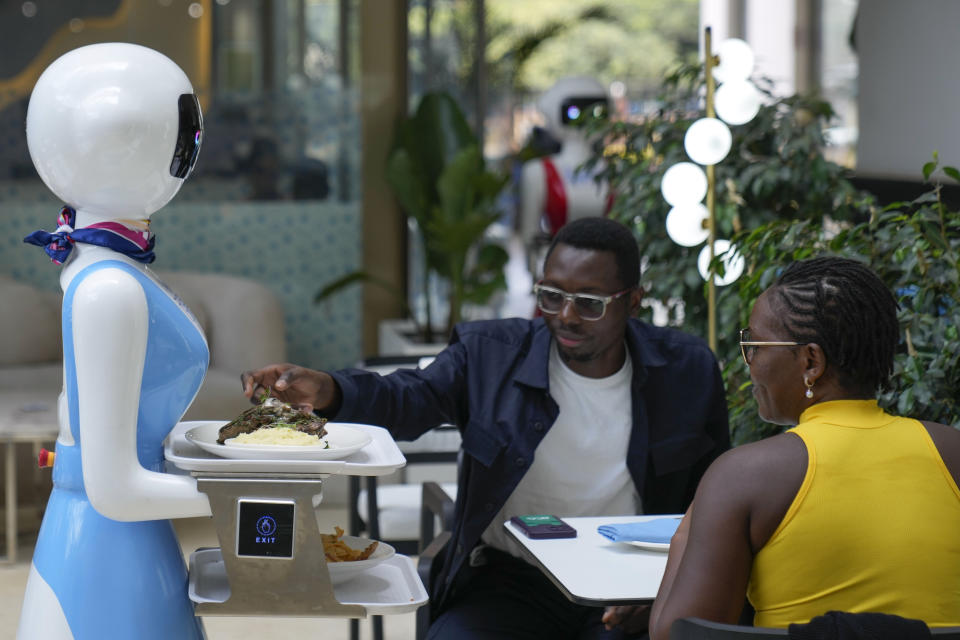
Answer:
[{"xmin": 19, "ymin": 250, "xmax": 209, "ymax": 639}]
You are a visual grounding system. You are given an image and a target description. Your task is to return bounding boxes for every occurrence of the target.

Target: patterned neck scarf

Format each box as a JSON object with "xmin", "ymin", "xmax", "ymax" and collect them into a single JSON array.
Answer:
[{"xmin": 24, "ymin": 206, "xmax": 156, "ymax": 265}]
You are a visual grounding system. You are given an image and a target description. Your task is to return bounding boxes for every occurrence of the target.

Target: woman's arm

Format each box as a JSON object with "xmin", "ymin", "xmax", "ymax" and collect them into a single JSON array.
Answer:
[
  {"xmin": 647, "ymin": 504, "xmax": 693, "ymax": 632},
  {"xmin": 649, "ymin": 435, "xmax": 806, "ymax": 639},
  {"xmin": 648, "ymin": 449, "xmax": 755, "ymax": 639}
]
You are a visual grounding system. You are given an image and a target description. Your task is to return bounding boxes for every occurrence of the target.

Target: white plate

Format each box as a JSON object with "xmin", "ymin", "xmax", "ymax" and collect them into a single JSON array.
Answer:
[
  {"xmin": 184, "ymin": 422, "xmax": 372, "ymax": 460},
  {"xmin": 625, "ymin": 540, "xmax": 670, "ymax": 552},
  {"xmin": 326, "ymin": 536, "xmax": 396, "ymax": 585}
]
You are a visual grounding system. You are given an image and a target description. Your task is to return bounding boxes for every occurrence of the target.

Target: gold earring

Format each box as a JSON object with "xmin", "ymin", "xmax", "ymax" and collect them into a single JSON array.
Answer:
[{"xmin": 804, "ymin": 377, "xmax": 814, "ymax": 399}]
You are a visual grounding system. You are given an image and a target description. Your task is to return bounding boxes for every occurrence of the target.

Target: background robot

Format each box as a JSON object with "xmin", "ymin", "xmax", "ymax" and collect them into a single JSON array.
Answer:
[
  {"xmin": 18, "ymin": 43, "xmax": 211, "ymax": 639},
  {"xmin": 518, "ymin": 76, "xmax": 613, "ymax": 278}
]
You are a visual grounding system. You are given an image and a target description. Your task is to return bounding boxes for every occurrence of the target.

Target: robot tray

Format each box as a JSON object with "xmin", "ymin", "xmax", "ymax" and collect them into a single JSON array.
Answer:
[
  {"xmin": 165, "ymin": 421, "xmax": 406, "ymax": 476},
  {"xmin": 189, "ymin": 548, "xmax": 429, "ymax": 616}
]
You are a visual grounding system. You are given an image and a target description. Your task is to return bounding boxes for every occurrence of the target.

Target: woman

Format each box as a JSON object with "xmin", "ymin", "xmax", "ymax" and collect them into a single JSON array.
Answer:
[{"xmin": 648, "ymin": 256, "xmax": 960, "ymax": 638}]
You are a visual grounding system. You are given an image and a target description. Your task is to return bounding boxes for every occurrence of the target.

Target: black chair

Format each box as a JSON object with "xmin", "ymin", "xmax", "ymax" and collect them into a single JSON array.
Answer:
[
  {"xmin": 347, "ymin": 356, "xmax": 458, "ymax": 640},
  {"xmin": 347, "ymin": 453, "xmax": 458, "ymax": 640},
  {"xmin": 671, "ymin": 616, "xmax": 960, "ymax": 639},
  {"xmin": 671, "ymin": 618, "xmax": 787, "ymax": 639},
  {"xmin": 349, "ymin": 432, "xmax": 459, "ymax": 554},
  {"xmin": 415, "ymin": 480, "xmax": 458, "ymax": 640}
]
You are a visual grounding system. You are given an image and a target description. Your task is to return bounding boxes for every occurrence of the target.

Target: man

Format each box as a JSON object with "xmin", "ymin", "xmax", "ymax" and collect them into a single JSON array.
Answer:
[{"xmin": 241, "ymin": 218, "xmax": 730, "ymax": 639}]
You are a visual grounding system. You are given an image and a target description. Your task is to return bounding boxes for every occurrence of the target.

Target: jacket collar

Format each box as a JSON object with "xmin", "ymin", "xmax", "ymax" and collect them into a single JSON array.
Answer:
[{"xmin": 513, "ymin": 318, "xmax": 668, "ymax": 390}]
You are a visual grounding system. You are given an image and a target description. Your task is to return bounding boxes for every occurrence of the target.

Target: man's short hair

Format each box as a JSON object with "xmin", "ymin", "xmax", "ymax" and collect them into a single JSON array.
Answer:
[{"xmin": 545, "ymin": 218, "xmax": 640, "ymax": 289}]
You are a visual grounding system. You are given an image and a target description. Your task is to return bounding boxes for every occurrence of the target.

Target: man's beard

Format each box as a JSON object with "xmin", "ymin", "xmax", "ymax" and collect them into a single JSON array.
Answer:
[{"xmin": 557, "ymin": 343, "xmax": 594, "ymax": 363}]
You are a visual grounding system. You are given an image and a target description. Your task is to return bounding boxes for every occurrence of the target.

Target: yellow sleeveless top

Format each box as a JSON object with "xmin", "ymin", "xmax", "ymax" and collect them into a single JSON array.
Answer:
[{"xmin": 748, "ymin": 400, "xmax": 960, "ymax": 627}]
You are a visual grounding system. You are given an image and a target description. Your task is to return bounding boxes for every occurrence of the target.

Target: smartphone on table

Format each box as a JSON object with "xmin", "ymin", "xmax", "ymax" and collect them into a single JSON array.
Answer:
[{"xmin": 510, "ymin": 514, "xmax": 577, "ymax": 539}]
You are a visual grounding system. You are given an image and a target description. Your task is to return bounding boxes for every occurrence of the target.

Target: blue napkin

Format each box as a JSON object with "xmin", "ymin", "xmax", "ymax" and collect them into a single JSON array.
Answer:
[{"xmin": 597, "ymin": 518, "xmax": 680, "ymax": 544}]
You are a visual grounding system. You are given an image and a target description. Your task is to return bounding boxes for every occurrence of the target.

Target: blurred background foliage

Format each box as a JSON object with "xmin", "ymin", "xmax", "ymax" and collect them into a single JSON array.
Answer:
[
  {"xmin": 407, "ymin": 0, "xmax": 701, "ymax": 140},
  {"xmin": 587, "ymin": 63, "xmax": 959, "ymax": 444},
  {"xmin": 484, "ymin": 0, "xmax": 698, "ymax": 95},
  {"xmin": 318, "ymin": 92, "xmax": 509, "ymax": 342}
]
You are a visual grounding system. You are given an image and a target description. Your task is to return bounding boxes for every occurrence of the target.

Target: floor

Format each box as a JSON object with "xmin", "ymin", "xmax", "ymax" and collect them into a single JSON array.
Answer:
[{"xmin": 0, "ymin": 506, "xmax": 419, "ymax": 640}]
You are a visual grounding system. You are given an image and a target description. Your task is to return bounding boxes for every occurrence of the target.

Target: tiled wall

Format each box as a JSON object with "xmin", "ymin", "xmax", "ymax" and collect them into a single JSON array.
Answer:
[{"xmin": 0, "ymin": 183, "xmax": 363, "ymax": 370}]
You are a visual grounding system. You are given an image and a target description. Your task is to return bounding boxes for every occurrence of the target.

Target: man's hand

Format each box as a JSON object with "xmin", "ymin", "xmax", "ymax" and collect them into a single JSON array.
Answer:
[
  {"xmin": 240, "ymin": 363, "xmax": 339, "ymax": 413},
  {"xmin": 602, "ymin": 604, "xmax": 651, "ymax": 635}
]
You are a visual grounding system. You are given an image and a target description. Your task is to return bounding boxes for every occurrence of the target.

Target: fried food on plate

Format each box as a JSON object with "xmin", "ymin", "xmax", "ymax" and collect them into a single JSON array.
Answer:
[{"xmin": 321, "ymin": 526, "xmax": 379, "ymax": 562}]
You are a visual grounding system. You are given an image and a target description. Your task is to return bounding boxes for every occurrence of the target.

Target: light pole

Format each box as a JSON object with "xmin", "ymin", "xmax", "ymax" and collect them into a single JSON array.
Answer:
[
  {"xmin": 704, "ymin": 26, "xmax": 719, "ymax": 353},
  {"xmin": 660, "ymin": 27, "xmax": 758, "ymax": 355}
]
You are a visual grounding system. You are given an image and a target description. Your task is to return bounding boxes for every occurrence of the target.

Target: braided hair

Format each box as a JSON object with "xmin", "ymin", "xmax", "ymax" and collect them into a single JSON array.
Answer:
[
  {"xmin": 770, "ymin": 256, "xmax": 899, "ymax": 396},
  {"xmin": 545, "ymin": 218, "xmax": 640, "ymax": 289}
]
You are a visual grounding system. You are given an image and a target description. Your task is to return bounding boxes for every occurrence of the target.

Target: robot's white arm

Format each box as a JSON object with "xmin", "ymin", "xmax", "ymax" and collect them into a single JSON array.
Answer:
[
  {"xmin": 72, "ymin": 268, "xmax": 211, "ymax": 520},
  {"xmin": 519, "ymin": 159, "xmax": 547, "ymax": 245},
  {"xmin": 519, "ymin": 159, "xmax": 552, "ymax": 277}
]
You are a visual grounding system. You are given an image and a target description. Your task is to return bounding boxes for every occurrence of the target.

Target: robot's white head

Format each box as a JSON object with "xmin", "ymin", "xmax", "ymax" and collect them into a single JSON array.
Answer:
[
  {"xmin": 537, "ymin": 76, "xmax": 609, "ymax": 142},
  {"xmin": 26, "ymin": 43, "xmax": 203, "ymax": 218}
]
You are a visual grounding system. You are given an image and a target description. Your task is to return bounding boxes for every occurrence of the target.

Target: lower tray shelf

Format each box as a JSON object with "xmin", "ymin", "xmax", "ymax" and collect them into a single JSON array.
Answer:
[{"xmin": 189, "ymin": 548, "xmax": 429, "ymax": 616}]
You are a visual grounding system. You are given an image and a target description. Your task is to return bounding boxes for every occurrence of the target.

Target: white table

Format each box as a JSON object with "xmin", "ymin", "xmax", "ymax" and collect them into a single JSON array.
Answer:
[
  {"xmin": 0, "ymin": 391, "xmax": 60, "ymax": 564},
  {"xmin": 503, "ymin": 514, "xmax": 676, "ymax": 606}
]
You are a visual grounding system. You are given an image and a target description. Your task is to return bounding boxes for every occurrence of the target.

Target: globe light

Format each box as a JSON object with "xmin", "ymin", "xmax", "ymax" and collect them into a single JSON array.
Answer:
[
  {"xmin": 712, "ymin": 38, "xmax": 755, "ymax": 84},
  {"xmin": 660, "ymin": 162, "xmax": 708, "ymax": 206},
  {"xmin": 715, "ymin": 79, "xmax": 762, "ymax": 125},
  {"xmin": 666, "ymin": 203, "xmax": 709, "ymax": 247},
  {"xmin": 684, "ymin": 117, "xmax": 732, "ymax": 165},
  {"xmin": 697, "ymin": 239, "xmax": 744, "ymax": 286}
]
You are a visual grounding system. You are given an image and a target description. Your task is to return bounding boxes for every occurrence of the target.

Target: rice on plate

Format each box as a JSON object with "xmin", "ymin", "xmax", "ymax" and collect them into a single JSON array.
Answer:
[{"xmin": 230, "ymin": 425, "xmax": 329, "ymax": 447}]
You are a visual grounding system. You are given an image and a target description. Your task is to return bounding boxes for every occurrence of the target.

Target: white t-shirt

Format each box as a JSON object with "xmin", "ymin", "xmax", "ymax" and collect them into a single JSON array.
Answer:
[{"xmin": 482, "ymin": 341, "xmax": 640, "ymax": 557}]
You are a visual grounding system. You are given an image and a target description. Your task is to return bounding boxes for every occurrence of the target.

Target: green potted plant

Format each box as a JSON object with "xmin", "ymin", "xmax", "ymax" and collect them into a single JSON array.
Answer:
[{"xmin": 317, "ymin": 91, "xmax": 509, "ymax": 348}]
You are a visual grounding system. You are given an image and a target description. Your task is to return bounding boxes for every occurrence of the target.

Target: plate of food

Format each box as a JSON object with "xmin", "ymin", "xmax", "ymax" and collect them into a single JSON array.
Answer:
[
  {"xmin": 322, "ymin": 527, "xmax": 395, "ymax": 585},
  {"xmin": 185, "ymin": 398, "xmax": 372, "ymax": 460}
]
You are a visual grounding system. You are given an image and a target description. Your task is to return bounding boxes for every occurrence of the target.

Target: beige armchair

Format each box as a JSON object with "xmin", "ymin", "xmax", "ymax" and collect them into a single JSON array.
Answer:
[
  {"xmin": 0, "ymin": 270, "xmax": 286, "ymax": 561},
  {"xmin": 158, "ymin": 270, "xmax": 287, "ymax": 420},
  {"xmin": 0, "ymin": 270, "xmax": 286, "ymax": 422}
]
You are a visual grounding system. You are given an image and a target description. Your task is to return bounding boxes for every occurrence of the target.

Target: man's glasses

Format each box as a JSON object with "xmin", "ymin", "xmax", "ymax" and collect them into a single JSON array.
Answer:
[
  {"xmin": 739, "ymin": 328, "xmax": 803, "ymax": 366},
  {"xmin": 534, "ymin": 283, "xmax": 631, "ymax": 321}
]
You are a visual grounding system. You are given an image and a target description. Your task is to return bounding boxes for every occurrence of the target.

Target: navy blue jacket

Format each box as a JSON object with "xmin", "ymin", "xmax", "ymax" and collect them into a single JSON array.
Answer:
[{"xmin": 330, "ymin": 317, "xmax": 730, "ymax": 611}]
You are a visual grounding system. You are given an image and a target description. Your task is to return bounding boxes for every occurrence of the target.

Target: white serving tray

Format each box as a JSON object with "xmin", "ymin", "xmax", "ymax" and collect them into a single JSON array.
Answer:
[
  {"xmin": 165, "ymin": 421, "xmax": 406, "ymax": 476},
  {"xmin": 188, "ymin": 548, "xmax": 428, "ymax": 616}
]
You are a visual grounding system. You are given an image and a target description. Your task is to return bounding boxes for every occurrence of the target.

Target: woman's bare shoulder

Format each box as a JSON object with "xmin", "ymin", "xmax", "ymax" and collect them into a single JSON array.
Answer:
[
  {"xmin": 709, "ymin": 432, "xmax": 806, "ymax": 478},
  {"xmin": 919, "ymin": 420, "xmax": 960, "ymax": 453},
  {"xmin": 695, "ymin": 432, "xmax": 808, "ymax": 552},
  {"xmin": 698, "ymin": 432, "xmax": 808, "ymax": 507},
  {"xmin": 921, "ymin": 419, "xmax": 960, "ymax": 438},
  {"xmin": 920, "ymin": 420, "xmax": 960, "ymax": 484}
]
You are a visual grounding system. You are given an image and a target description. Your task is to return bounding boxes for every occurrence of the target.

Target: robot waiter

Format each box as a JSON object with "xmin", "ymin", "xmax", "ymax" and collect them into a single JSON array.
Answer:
[
  {"xmin": 518, "ymin": 76, "xmax": 613, "ymax": 278},
  {"xmin": 19, "ymin": 44, "xmax": 211, "ymax": 639}
]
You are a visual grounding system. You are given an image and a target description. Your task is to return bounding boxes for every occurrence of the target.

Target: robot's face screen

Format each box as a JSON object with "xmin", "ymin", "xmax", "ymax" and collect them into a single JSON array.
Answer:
[
  {"xmin": 561, "ymin": 96, "xmax": 609, "ymax": 125},
  {"xmin": 170, "ymin": 94, "xmax": 203, "ymax": 179}
]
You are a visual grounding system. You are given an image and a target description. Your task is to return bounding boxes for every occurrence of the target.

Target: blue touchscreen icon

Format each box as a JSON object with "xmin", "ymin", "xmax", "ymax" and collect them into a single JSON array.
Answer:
[{"xmin": 256, "ymin": 515, "xmax": 277, "ymax": 537}]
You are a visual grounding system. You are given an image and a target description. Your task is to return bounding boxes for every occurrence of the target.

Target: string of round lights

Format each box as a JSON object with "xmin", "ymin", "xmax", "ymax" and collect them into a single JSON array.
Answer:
[{"xmin": 659, "ymin": 29, "xmax": 761, "ymax": 351}]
